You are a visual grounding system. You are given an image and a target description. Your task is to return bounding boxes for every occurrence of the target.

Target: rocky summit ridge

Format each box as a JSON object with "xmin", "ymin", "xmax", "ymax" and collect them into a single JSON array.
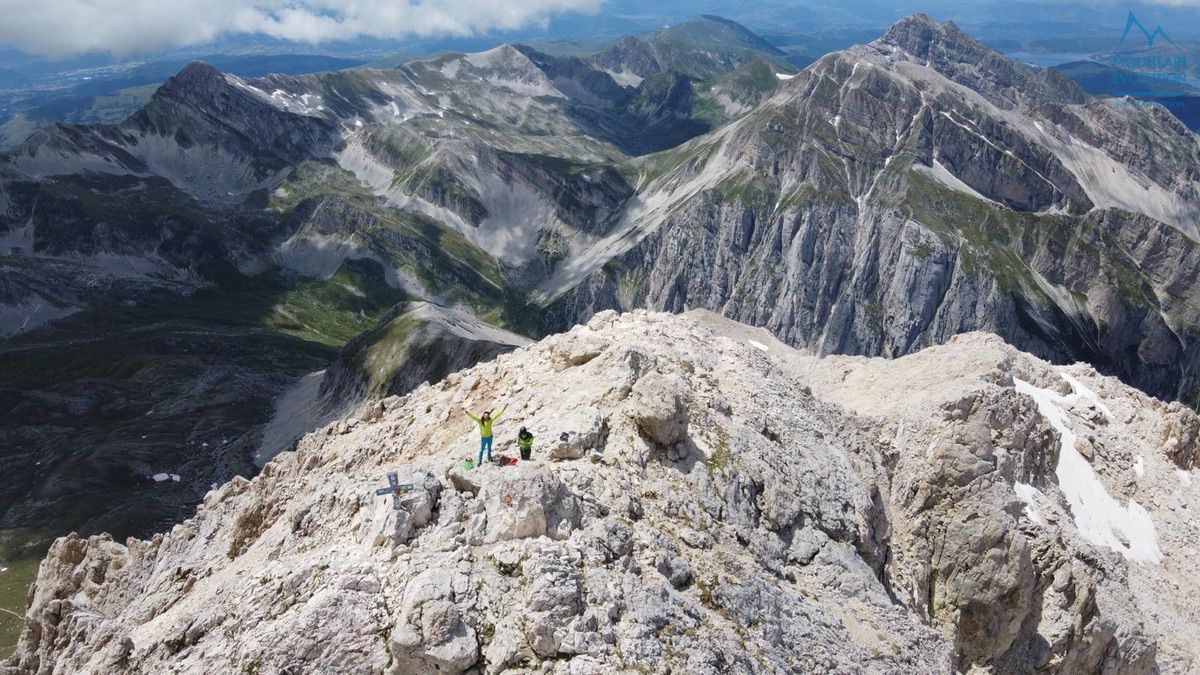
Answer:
[{"xmin": 6, "ymin": 311, "xmax": 1198, "ymax": 674}]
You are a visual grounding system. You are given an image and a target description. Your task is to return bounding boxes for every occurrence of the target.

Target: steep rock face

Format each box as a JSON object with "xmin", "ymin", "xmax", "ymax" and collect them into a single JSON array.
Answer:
[
  {"xmin": 545, "ymin": 14, "xmax": 1200, "ymax": 407},
  {"xmin": 7, "ymin": 311, "xmax": 1198, "ymax": 674},
  {"xmin": 555, "ymin": 193, "xmax": 1200, "ymax": 402},
  {"xmin": 1039, "ymin": 100, "xmax": 1200, "ymax": 200},
  {"xmin": 804, "ymin": 330, "xmax": 1200, "ymax": 672}
]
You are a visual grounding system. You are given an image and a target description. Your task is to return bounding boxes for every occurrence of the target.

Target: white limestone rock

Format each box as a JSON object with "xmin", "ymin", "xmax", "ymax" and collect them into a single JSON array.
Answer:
[{"xmin": 9, "ymin": 312, "xmax": 1200, "ymax": 675}]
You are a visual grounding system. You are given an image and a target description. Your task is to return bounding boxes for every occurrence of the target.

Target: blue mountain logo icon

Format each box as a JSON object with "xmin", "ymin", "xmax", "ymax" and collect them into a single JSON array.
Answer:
[{"xmin": 1117, "ymin": 10, "xmax": 1178, "ymax": 50}]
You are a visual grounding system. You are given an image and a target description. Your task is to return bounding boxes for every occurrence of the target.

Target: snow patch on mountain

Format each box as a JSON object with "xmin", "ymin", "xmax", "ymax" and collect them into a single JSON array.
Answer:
[
  {"xmin": 225, "ymin": 76, "xmax": 277, "ymax": 107},
  {"xmin": 1014, "ymin": 376, "xmax": 1163, "ymax": 564},
  {"xmin": 1060, "ymin": 371, "xmax": 1114, "ymax": 421},
  {"xmin": 1013, "ymin": 482, "xmax": 1046, "ymax": 525}
]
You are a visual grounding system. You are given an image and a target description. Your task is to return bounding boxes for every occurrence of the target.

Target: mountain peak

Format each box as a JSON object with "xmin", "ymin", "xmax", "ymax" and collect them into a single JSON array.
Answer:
[
  {"xmin": 660, "ymin": 14, "xmax": 785, "ymax": 56},
  {"xmin": 889, "ymin": 12, "xmax": 940, "ymax": 29},
  {"xmin": 145, "ymin": 60, "xmax": 232, "ymax": 110},
  {"xmin": 461, "ymin": 43, "xmax": 539, "ymax": 71},
  {"xmin": 867, "ymin": 12, "xmax": 1087, "ymax": 109},
  {"xmin": 592, "ymin": 14, "xmax": 785, "ymax": 83},
  {"xmin": 169, "ymin": 60, "xmax": 226, "ymax": 88},
  {"xmin": 695, "ymin": 13, "xmax": 772, "ymax": 38},
  {"xmin": 879, "ymin": 13, "xmax": 974, "ymax": 59}
]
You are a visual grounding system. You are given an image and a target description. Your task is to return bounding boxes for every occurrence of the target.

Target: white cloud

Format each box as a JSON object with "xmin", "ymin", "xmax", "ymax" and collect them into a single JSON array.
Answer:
[{"xmin": 0, "ymin": 0, "xmax": 602, "ymax": 57}]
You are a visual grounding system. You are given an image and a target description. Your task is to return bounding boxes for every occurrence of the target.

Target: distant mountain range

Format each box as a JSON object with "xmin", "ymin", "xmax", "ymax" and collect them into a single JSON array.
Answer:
[{"xmin": 0, "ymin": 54, "xmax": 366, "ymax": 148}]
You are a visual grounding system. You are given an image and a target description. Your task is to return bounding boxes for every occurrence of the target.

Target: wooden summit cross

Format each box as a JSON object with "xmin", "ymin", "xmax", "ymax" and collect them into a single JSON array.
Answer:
[{"xmin": 374, "ymin": 471, "xmax": 415, "ymax": 511}]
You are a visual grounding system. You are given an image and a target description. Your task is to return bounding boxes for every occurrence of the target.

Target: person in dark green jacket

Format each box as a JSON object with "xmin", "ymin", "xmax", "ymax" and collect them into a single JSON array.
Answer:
[
  {"xmin": 516, "ymin": 427, "xmax": 534, "ymax": 460},
  {"xmin": 464, "ymin": 403, "xmax": 506, "ymax": 466}
]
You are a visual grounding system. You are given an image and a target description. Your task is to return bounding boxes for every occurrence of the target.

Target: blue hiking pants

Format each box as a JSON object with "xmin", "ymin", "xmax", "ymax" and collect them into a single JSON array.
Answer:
[{"xmin": 478, "ymin": 436, "xmax": 493, "ymax": 464}]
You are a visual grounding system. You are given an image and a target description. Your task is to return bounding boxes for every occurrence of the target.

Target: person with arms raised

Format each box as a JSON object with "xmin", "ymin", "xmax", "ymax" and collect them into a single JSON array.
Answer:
[{"xmin": 464, "ymin": 401, "xmax": 506, "ymax": 467}]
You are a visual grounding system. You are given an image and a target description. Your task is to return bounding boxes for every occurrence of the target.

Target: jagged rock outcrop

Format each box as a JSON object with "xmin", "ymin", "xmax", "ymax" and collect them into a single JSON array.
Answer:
[{"xmin": 8, "ymin": 311, "xmax": 1198, "ymax": 674}]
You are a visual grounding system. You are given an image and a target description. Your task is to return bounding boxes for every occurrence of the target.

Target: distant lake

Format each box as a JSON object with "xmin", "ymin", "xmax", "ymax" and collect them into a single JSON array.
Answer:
[
  {"xmin": 1004, "ymin": 51, "xmax": 1096, "ymax": 68},
  {"xmin": 1003, "ymin": 51, "xmax": 1200, "ymax": 88}
]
